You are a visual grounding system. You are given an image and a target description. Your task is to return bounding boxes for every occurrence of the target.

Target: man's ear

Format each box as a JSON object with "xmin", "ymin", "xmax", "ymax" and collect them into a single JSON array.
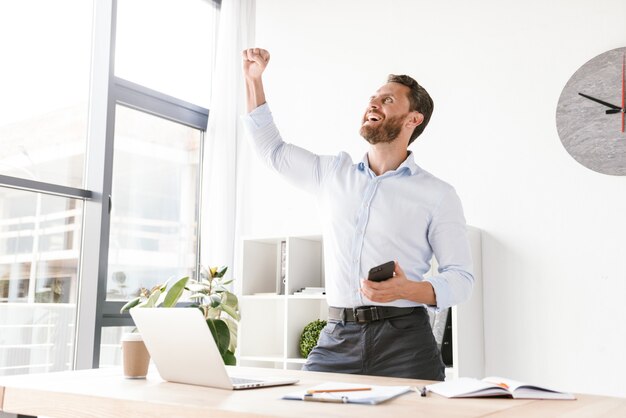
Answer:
[{"xmin": 406, "ymin": 111, "xmax": 424, "ymax": 128}]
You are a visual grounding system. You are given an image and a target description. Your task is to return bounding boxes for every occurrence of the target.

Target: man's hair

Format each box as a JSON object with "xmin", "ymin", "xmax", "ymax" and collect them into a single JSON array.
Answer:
[{"xmin": 387, "ymin": 74, "xmax": 434, "ymax": 145}]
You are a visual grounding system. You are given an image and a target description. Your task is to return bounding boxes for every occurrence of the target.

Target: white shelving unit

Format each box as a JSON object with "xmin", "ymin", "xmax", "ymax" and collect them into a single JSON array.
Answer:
[
  {"xmin": 238, "ymin": 235, "xmax": 327, "ymax": 370},
  {"xmin": 237, "ymin": 228, "xmax": 483, "ymax": 379}
]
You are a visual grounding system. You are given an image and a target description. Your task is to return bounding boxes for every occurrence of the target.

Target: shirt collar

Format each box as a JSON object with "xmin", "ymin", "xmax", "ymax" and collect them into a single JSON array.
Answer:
[{"xmin": 358, "ymin": 151, "xmax": 420, "ymax": 177}]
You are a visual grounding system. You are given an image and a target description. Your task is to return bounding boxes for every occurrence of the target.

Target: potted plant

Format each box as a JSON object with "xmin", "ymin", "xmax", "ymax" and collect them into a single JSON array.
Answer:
[
  {"xmin": 120, "ymin": 266, "xmax": 240, "ymax": 365},
  {"xmin": 299, "ymin": 319, "xmax": 327, "ymax": 358}
]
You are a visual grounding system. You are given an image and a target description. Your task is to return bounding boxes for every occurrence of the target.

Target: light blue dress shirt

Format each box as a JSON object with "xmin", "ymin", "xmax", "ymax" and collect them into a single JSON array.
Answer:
[{"xmin": 243, "ymin": 103, "xmax": 473, "ymax": 310}]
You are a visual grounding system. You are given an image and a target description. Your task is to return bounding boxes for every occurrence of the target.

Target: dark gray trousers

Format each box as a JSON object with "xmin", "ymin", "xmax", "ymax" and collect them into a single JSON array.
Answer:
[{"xmin": 302, "ymin": 307, "xmax": 445, "ymax": 381}]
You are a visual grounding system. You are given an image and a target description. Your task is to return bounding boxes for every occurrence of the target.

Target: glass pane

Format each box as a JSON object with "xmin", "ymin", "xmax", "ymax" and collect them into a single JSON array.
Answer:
[
  {"xmin": 0, "ymin": 0, "xmax": 92, "ymax": 188},
  {"xmin": 107, "ymin": 106, "xmax": 201, "ymax": 301},
  {"xmin": 0, "ymin": 187, "xmax": 83, "ymax": 376},
  {"xmin": 115, "ymin": 0, "xmax": 219, "ymax": 108},
  {"xmin": 99, "ymin": 326, "xmax": 135, "ymax": 368}
]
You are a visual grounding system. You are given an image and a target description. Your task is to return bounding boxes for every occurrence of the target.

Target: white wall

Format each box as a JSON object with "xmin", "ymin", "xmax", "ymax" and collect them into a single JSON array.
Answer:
[{"xmin": 237, "ymin": 0, "xmax": 626, "ymax": 397}]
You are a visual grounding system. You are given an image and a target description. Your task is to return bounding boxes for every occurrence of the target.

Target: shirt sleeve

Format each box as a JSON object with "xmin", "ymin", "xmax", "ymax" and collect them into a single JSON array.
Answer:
[
  {"xmin": 242, "ymin": 103, "xmax": 339, "ymax": 194},
  {"xmin": 245, "ymin": 102, "xmax": 274, "ymax": 129},
  {"xmin": 424, "ymin": 188, "xmax": 474, "ymax": 310}
]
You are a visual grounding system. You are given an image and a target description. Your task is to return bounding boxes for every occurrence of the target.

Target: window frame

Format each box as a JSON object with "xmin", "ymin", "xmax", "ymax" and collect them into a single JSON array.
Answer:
[{"xmin": 77, "ymin": 0, "xmax": 216, "ymax": 369}]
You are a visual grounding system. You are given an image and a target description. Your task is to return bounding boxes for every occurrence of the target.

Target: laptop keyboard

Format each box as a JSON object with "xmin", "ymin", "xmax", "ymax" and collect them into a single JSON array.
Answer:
[{"xmin": 231, "ymin": 377, "xmax": 263, "ymax": 385}]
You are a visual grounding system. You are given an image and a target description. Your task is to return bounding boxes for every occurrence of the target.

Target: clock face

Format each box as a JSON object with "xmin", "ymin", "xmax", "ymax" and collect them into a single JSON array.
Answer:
[{"xmin": 556, "ymin": 47, "xmax": 626, "ymax": 176}]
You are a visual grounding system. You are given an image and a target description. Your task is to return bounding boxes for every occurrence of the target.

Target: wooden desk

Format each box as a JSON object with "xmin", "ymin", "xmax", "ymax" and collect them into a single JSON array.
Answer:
[{"xmin": 1, "ymin": 367, "xmax": 625, "ymax": 418}]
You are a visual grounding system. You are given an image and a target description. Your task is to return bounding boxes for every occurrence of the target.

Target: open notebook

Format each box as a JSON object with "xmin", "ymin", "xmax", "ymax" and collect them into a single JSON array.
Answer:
[
  {"xmin": 130, "ymin": 308, "xmax": 298, "ymax": 390},
  {"xmin": 426, "ymin": 377, "xmax": 576, "ymax": 400}
]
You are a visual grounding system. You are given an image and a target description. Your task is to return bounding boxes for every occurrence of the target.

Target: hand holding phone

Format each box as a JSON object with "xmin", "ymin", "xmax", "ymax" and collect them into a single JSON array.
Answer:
[{"xmin": 367, "ymin": 261, "xmax": 395, "ymax": 282}]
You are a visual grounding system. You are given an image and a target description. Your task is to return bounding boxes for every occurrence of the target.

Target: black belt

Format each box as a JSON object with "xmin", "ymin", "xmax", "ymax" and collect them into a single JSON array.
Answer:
[{"xmin": 328, "ymin": 306, "xmax": 419, "ymax": 323}]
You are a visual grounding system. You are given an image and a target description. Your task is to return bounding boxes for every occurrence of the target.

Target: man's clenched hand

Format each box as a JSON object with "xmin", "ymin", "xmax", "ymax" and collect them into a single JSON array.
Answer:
[{"xmin": 242, "ymin": 48, "xmax": 270, "ymax": 81}]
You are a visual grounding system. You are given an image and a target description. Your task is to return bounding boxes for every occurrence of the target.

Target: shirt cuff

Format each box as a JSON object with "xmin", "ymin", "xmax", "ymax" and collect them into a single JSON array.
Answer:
[
  {"xmin": 424, "ymin": 277, "xmax": 445, "ymax": 312},
  {"xmin": 243, "ymin": 103, "xmax": 273, "ymax": 130}
]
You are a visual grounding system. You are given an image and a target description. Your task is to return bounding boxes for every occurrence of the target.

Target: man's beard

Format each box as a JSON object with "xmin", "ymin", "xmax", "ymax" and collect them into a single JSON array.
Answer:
[{"xmin": 359, "ymin": 113, "xmax": 406, "ymax": 145}]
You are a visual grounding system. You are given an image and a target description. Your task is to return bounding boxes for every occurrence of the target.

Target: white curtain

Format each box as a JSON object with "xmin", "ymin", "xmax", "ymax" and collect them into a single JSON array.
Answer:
[{"xmin": 200, "ymin": 0, "xmax": 255, "ymax": 279}]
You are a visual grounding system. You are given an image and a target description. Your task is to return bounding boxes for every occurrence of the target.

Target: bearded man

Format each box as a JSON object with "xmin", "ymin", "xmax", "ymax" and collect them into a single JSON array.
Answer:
[{"xmin": 242, "ymin": 48, "xmax": 473, "ymax": 380}]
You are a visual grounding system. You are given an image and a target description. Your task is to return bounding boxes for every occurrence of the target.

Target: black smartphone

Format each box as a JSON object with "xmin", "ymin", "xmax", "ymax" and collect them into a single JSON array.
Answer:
[{"xmin": 367, "ymin": 261, "xmax": 395, "ymax": 282}]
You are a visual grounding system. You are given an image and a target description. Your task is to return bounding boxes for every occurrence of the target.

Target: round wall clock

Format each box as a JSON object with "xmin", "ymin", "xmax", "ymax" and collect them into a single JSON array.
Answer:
[{"xmin": 556, "ymin": 47, "xmax": 626, "ymax": 175}]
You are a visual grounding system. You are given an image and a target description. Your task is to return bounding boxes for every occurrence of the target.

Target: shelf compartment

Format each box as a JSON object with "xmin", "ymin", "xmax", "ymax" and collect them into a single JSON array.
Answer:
[
  {"xmin": 285, "ymin": 298, "xmax": 328, "ymax": 359},
  {"xmin": 286, "ymin": 236, "xmax": 324, "ymax": 295},
  {"xmin": 238, "ymin": 298, "xmax": 285, "ymax": 358},
  {"xmin": 241, "ymin": 238, "xmax": 283, "ymax": 295}
]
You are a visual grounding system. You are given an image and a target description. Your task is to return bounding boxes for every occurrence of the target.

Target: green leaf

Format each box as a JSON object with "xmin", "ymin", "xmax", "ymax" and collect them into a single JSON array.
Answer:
[
  {"xmin": 206, "ymin": 318, "xmax": 230, "ymax": 356},
  {"xmin": 220, "ymin": 292, "xmax": 240, "ymax": 319},
  {"xmin": 162, "ymin": 276, "xmax": 189, "ymax": 307},
  {"xmin": 221, "ymin": 303, "xmax": 240, "ymax": 321},
  {"xmin": 119, "ymin": 296, "xmax": 141, "ymax": 313},
  {"xmin": 145, "ymin": 289, "xmax": 161, "ymax": 308},
  {"xmin": 222, "ymin": 350, "xmax": 236, "ymax": 366},
  {"xmin": 222, "ymin": 291, "xmax": 239, "ymax": 308},
  {"xmin": 216, "ymin": 266, "xmax": 228, "ymax": 278},
  {"xmin": 224, "ymin": 317, "xmax": 238, "ymax": 352}
]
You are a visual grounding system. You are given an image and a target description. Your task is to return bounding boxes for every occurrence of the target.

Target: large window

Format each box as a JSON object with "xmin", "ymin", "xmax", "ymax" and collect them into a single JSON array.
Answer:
[
  {"xmin": 0, "ymin": 0, "xmax": 219, "ymax": 374},
  {"xmin": 106, "ymin": 105, "xmax": 202, "ymax": 301}
]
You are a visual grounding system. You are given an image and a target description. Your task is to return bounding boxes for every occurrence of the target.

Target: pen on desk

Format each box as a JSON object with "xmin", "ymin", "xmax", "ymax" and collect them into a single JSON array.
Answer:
[
  {"xmin": 306, "ymin": 387, "xmax": 371, "ymax": 394},
  {"xmin": 415, "ymin": 386, "xmax": 429, "ymax": 397},
  {"xmin": 303, "ymin": 395, "xmax": 348, "ymax": 403}
]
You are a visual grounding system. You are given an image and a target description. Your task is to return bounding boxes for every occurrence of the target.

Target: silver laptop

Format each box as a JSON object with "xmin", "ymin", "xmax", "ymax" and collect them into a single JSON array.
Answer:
[{"xmin": 130, "ymin": 308, "xmax": 298, "ymax": 390}]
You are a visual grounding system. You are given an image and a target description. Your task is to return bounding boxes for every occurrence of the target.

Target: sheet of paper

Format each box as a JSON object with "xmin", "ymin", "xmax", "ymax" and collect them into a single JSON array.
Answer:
[{"xmin": 282, "ymin": 381, "xmax": 412, "ymax": 405}]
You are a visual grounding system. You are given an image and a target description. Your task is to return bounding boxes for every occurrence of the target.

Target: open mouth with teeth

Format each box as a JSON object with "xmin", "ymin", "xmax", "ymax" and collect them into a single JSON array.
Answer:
[{"xmin": 364, "ymin": 113, "xmax": 383, "ymax": 124}]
